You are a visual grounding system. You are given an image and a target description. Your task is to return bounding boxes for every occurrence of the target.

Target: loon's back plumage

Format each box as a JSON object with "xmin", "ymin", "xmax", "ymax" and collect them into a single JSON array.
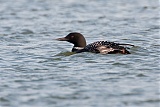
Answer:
[
  {"xmin": 76, "ymin": 41, "xmax": 131, "ymax": 54},
  {"xmin": 56, "ymin": 32, "xmax": 134, "ymax": 54}
]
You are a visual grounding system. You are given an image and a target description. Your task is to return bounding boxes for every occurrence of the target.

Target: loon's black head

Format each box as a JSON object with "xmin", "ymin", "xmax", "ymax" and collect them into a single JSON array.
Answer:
[{"xmin": 56, "ymin": 32, "xmax": 86, "ymax": 47}]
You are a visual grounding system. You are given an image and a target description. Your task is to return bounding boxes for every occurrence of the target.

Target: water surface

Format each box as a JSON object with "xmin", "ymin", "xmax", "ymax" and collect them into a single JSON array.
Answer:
[{"xmin": 0, "ymin": 0, "xmax": 159, "ymax": 107}]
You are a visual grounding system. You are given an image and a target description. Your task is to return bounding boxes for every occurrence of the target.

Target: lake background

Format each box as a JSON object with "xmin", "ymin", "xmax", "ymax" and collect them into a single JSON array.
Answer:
[{"xmin": 0, "ymin": 0, "xmax": 159, "ymax": 107}]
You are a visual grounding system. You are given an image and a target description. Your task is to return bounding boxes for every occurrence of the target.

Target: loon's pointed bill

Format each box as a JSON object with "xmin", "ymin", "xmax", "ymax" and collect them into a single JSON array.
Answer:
[
  {"xmin": 56, "ymin": 37, "xmax": 69, "ymax": 41},
  {"xmin": 56, "ymin": 32, "xmax": 134, "ymax": 54}
]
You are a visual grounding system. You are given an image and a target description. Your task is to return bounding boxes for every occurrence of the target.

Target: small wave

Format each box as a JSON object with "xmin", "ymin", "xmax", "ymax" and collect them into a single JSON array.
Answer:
[{"xmin": 54, "ymin": 51, "xmax": 75, "ymax": 57}]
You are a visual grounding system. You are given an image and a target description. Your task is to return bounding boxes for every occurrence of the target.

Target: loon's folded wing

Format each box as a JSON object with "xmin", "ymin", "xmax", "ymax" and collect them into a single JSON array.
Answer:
[
  {"xmin": 96, "ymin": 46, "xmax": 114, "ymax": 54},
  {"xmin": 96, "ymin": 45, "xmax": 130, "ymax": 54}
]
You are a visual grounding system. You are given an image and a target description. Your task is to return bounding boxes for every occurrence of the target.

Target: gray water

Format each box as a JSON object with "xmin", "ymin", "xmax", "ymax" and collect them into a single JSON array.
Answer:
[{"xmin": 0, "ymin": 0, "xmax": 160, "ymax": 107}]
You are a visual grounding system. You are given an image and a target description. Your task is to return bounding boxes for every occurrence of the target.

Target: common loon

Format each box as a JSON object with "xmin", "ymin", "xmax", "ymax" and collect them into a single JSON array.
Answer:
[{"xmin": 56, "ymin": 32, "xmax": 134, "ymax": 54}]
